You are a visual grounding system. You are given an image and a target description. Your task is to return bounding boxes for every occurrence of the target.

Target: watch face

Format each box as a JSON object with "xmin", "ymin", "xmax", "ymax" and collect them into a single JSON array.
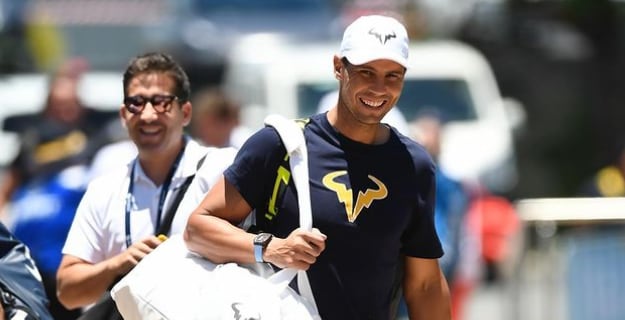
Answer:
[{"xmin": 254, "ymin": 233, "xmax": 272, "ymax": 246}]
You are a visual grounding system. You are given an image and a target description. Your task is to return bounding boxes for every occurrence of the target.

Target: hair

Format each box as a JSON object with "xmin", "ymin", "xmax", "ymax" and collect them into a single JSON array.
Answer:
[
  {"xmin": 192, "ymin": 87, "xmax": 240, "ymax": 120},
  {"xmin": 341, "ymin": 57, "xmax": 353, "ymax": 68},
  {"xmin": 122, "ymin": 52, "xmax": 191, "ymax": 103}
]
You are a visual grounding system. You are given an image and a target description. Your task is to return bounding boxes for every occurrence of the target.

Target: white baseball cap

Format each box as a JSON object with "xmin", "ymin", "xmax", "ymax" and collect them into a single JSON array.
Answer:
[{"xmin": 339, "ymin": 15, "xmax": 410, "ymax": 68}]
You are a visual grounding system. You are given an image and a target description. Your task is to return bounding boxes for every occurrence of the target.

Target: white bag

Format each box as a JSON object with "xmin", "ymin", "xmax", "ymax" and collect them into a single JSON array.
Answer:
[
  {"xmin": 111, "ymin": 114, "xmax": 321, "ymax": 320},
  {"xmin": 112, "ymin": 235, "xmax": 319, "ymax": 320}
]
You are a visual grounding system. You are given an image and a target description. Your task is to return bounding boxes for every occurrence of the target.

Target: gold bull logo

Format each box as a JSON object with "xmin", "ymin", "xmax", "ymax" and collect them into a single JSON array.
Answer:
[{"xmin": 322, "ymin": 171, "xmax": 388, "ymax": 222}]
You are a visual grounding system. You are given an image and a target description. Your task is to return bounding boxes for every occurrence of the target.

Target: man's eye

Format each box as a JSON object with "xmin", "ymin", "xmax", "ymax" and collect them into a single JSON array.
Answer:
[
  {"xmin": 152, "ymin": 96, "xmax": 165, "ymax": 104},
  {"xmin": 132, "ymin": 97, "xmax": 146, "ymax": 105}
]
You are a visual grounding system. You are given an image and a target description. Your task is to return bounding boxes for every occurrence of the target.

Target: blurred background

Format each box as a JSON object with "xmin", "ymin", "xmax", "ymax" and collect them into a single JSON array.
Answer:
[
  {"xmin": 1, "ymin": 0, "xmax": 624, "ymax": 198},
  {"xmin": 1, "ymin": 0, "xmax": 625, "ymax": 319}
]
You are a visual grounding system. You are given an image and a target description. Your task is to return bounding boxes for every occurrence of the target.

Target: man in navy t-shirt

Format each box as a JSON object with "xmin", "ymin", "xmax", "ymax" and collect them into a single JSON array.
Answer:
[{"xmin": 185, "ymin": 15, "xmax": 451, "ymax": 320}]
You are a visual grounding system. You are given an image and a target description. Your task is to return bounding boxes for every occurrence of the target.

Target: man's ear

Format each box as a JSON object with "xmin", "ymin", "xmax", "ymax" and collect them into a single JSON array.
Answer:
[
  {"xmin": 181, "ymin": 101, "xmax": 192, "ymax": 126},
  {"xmin": 333, "ymin": 55, "xmax": 342, "ymax": 80},
  {"xmin": 119, "ymin": 104, "xmax": 129, "ymax": 117},
  {"xmin": 119, "ymin": 105, "xmax": 128, "ymax": 128}
]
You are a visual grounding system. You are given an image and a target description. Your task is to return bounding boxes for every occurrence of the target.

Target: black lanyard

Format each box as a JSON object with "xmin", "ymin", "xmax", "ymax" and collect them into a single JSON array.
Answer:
[{"xmin": 124, "ymin": 137, "xmax": 187, "ymax": 248}]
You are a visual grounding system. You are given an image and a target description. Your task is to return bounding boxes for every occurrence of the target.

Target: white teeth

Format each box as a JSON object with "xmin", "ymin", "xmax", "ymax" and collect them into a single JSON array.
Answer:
[
  {"xmin": 141, "ymin": 127, "xmax": 160, "ymax": 134},
  {"xmin": 361, "ymin": 98, "xmax": 384, "ymax": 107}
]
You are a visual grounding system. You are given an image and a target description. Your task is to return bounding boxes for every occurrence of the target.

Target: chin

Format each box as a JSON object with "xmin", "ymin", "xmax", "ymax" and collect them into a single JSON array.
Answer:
[
  {"xmin": 356, "ymin": 118, "xmax": 383, "ymax": 126},
  {"xmin": 136, "ymin": 142, "xmax": 164, "ymax": 153}
]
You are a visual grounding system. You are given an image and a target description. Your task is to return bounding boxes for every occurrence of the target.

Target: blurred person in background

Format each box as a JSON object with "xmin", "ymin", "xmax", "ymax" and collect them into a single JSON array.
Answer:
[
  {"xmin": 0, "ymin": 57, "xmax": 118, "ymax": 212},
  {"xmin": 404, "ymin": 111, "xmax": 475, "ymax": 320},
  {"xmin": 0, "ymin": 57, "xmax": 119, "ymax": 319},
  {"xmin": 190, "ymin": 86, "xmax": 252, "ymax": 149},
  {"xmin": 408, "ymin": 111, "xmax": 522, "ymax": 319},
  {"xmin": 409, "ymin": 111, "xmax": 470, "ymax": 286},
  {"xmin": 56, "ymin": 52, "xmax": 234, "ymax": 318}
]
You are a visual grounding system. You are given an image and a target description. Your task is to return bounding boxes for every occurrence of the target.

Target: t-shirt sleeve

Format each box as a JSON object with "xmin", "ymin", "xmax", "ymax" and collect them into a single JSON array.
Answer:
[
  {"xmin": 224, "ymin": 127, "xmax": 286, "ymax": 210},
  {"xmin": 401, "ymin": 154, "xmax": 444, "ymax": 259},
  {"xmin": 61, "ymin": 179, "xmax": 110, "ymax": 263}
]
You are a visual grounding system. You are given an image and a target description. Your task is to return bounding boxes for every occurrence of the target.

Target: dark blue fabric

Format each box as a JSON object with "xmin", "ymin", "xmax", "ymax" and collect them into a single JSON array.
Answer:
[{"xmin": 224, "ymin": 113, "xmax": 442, "ymax": 320}]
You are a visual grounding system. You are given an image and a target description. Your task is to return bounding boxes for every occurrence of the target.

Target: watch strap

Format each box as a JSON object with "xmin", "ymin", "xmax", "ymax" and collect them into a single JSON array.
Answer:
[{"xmin": 254, "ymin": 243, "xmax": 264, "ymax": 263}]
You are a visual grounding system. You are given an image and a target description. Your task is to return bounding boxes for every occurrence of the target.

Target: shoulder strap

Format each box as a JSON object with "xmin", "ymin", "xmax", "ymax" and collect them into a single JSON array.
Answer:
[
  {"xmin": 259, "ymin": 118, "xmax": 310, "ymax": 229},
  {"xmin": 264, "ymin": 115, "xmax": 312, "ymax": 231},
  {"xmin": 264, "ymin": 115, "xmax": 318, "ymax": 314},
  {"xmin": 156, "ymin": 153, "xmax": 207, "ymax": 236}
]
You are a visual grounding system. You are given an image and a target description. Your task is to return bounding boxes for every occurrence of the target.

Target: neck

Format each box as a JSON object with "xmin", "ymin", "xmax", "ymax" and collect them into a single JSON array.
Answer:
[
  {"xmin": 137, "ymin": 141, "xmax": 184, "ymax": 186},
  {"xmin": 327, "ymin": 107, "xmax": 390, "ymax": 145}
]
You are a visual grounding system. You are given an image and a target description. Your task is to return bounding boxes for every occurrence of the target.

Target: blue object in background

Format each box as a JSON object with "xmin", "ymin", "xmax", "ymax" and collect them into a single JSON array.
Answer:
[
  {"xmin": 566, "ymin": 227, "xmax": 625, "ymax": 320},
  {"xmin": 10, "ymin": 165, "xmax": 88, "ymax": 276},
  {"xmin": 434, "ymin": 169, "xmax": 470, "ymax": 281}
]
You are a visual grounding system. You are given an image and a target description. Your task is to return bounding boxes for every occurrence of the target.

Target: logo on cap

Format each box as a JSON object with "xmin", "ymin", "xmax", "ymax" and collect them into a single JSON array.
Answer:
[{"xmin": 368, "ymin": 28, "xmax": 397, "ymax": 45}]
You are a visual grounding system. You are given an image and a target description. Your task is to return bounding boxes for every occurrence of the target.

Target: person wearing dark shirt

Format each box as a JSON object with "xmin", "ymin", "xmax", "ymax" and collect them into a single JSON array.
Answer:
[{"xmin": 185, "ymin": 15, "xmax": 451, "ymax": 320}]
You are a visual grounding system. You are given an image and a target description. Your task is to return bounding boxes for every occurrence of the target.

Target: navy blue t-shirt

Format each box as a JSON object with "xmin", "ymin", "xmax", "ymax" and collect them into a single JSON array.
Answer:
[{"xmin": 224, "ymin": 113, "xmax": 443, "ymax": 320}]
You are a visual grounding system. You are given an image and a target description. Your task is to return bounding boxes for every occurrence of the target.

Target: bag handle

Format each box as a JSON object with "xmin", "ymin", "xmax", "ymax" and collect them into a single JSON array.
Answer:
[{"xmin": 264, "ymin": 115, "xmax": 318, "ymax": 314}]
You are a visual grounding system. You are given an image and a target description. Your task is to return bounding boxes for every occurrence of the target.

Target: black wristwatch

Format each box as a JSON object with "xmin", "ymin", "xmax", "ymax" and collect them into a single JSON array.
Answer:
[{"xmin": 253, "ymin": 233, "xmax": 273, "ymax": 263}]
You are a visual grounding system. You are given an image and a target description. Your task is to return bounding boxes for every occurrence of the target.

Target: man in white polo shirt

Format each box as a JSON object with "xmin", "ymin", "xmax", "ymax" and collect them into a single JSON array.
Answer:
[{"xmin": 56, "ymin": 52, "xmax": 235, "ymax": 315}]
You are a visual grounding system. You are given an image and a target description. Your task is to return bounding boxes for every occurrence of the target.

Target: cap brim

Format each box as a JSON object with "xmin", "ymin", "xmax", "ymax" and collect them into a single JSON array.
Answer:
[{"xmin": 344, "ymin": 50, "xmax": 409, "ymax": 69}]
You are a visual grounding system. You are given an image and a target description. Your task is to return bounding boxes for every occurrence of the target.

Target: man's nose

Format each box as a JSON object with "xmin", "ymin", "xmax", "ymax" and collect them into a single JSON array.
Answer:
[{"xmin": 139, "ymin": 102, "xmax": 159, "ymax": 120}]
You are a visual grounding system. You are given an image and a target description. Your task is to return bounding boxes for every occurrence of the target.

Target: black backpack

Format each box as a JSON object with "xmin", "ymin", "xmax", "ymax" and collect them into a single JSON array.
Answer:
[{"xmin": 0, "ymin": 222, "xmax": 53, "ymax": 320}]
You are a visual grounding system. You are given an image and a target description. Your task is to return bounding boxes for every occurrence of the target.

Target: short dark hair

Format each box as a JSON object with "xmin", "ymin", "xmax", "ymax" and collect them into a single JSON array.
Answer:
[
  {"xmin": 192, "ymin": 87, "xmax": 240, "ymax": 120},
  {"xmin": 341, "ymin": 57, "xmax": 353, "ymax": 68},
  {"xmin": 122, "ymin": 52, "xmax": 191, "ymax": 103}
]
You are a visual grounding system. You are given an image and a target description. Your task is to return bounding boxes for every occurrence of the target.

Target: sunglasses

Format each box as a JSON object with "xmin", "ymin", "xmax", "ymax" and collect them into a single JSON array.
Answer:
[{"xmin": 123, "ymin": 94, "xmax": 178, "ymax": 114}]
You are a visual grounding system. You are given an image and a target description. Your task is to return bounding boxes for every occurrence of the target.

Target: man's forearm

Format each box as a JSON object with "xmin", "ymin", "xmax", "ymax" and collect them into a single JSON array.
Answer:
[
  {"xmin": 406, "ymin": 274, "xmax": 452, "ymax": 320},
  {"xmin": 57, "ymin": 260, "xmax": 121, "ymax": 309}
]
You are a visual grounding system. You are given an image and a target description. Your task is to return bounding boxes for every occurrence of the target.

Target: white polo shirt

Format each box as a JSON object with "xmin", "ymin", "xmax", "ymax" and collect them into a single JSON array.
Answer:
[{"xmin": 62, "ymin": 139, "xmax": 235, "ymax": 263}]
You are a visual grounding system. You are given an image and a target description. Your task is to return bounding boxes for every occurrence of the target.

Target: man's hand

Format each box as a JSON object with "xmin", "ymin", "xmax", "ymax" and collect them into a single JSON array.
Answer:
[
  {"xmin": 111, "ymin": 235, "xmax": 164, "ymax": 276},
  {"xmin": 264, "ymin": 228, "xmax": 326, "ymax": 270}
]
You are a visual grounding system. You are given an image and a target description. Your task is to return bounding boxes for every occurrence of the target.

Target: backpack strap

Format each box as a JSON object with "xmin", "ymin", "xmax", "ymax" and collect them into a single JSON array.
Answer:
[
  {"xmin": 264, "ymin": 114, "xmax": 318, "ymax": 314},
  {"xmin": 259, "ymin": 118, "xmax": 310, "ymax": 229}
]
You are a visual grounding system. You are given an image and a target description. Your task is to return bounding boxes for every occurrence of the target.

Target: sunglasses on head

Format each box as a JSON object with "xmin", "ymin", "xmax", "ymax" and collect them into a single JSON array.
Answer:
[{"xmin": 123, "ymin": 94, "xmax": 178, "ymax": 114}]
